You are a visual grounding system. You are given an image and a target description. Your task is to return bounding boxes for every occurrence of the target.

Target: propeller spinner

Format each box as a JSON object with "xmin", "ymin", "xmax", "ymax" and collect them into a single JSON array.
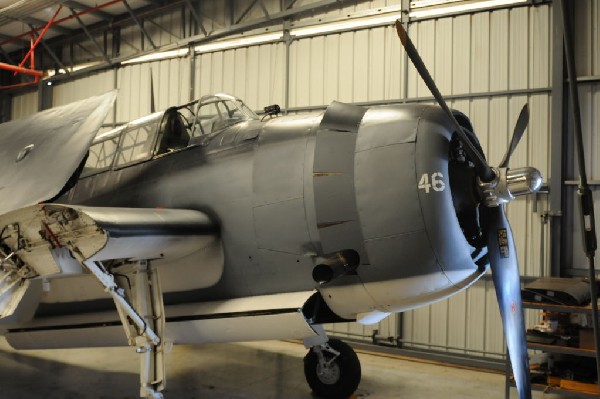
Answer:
[{"xmin": 396, "ymin": 20, "xmax": 541, "ymax": 399}]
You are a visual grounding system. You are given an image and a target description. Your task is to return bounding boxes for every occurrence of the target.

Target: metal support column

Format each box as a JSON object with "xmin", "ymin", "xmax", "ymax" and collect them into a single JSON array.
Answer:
[
  {"xmin": 38, "ymin": 79, "xmax": 52, "ymax": 111},
  {"xmin": 189, "ymin": 46, "xmax": 195, "ymax": 102},
  {"xmin": 549, "ymin": 0, "xmax": 566, "ymax": 278},
  {"xmin": 112, "ymin": 27, "xmax": 121, "ymax": 59},
  {"xmin": 0, "ymin": 93, "xmax": 11, "ymax": 122},
  {"xmin": 559, "ymin": 0, "xmax": 600, "ymax": 389},
  {"xmin": 283, "ymin": 22, "xmax": 291, "ymax": 115},
  {"xmin": 112, "ymin": 66, "xmax": 118, "ymax": 127}
]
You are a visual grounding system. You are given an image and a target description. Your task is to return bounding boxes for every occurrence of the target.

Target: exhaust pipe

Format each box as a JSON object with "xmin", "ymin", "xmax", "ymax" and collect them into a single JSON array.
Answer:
[{"xmin": 312, "ymin": 250, "xmax": 359, "ymax": 284}]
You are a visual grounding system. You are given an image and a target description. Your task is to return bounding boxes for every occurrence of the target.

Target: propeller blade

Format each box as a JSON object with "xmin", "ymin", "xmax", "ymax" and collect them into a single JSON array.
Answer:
[
  {"xmin": 481, "ymin": 205, "xmax": 531, "ymax": 399},
  {"xmin": 395, "ymin": 20, "xmax": 495, "ymax": 182},
  {"xmin": 499, "ymin": 104, "xmax": 529, "ymax": 168}
]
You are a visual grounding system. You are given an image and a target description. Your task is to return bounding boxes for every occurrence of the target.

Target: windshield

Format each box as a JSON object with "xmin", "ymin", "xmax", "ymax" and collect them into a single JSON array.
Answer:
[{"xmin": 195, "ymin": 97, "xmax": 258, "ymax": 135}]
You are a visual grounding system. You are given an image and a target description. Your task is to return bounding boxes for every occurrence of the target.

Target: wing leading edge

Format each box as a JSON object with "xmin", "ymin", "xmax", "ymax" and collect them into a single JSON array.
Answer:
[{"xmin": 0, "ymin": 204, "xmax": 220, "ymax": 321}]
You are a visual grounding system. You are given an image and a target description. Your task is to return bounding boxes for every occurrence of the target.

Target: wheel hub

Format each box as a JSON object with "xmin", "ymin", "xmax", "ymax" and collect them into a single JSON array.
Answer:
[{"xmin": 316, "ymin": 362, "xmax": 340, "ymax": 385}]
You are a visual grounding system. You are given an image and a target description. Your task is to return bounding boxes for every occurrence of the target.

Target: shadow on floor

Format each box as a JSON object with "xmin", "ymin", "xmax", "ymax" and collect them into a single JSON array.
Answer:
[{"xmin": 0, "ymin": 342, "xmax": 321, "ymax": 399}]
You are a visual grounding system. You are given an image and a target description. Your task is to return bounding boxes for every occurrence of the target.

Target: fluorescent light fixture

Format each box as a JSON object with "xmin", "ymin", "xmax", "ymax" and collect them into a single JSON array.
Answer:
[
  {"xmin": 0, "ymin": 0, "xmax": 26, "ymax": 13},
  {"xmin": 45, "ymin": 61, "xmax": 102, "ymax": 77},
  {"xmin": 121, "ymin": 48, "xmax": 189, "ymax": 65},
  {"xmin": 195, "ymin": 32, "xmax": 283, "ymax": 53},
  {"xmin": 410, "ymin": 0, "xmax": 465, "ymax": 8},
  {"xmin": 291, "ymin": 13, "xmax": 400, "ymax": 37},
  {"xmin": 409, "ymin": 0, "xmax": 527, "ymax": 19}
]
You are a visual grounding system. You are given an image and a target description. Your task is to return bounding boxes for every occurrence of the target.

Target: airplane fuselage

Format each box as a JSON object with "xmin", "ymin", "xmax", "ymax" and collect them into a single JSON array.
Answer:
[
  {"xmin": 67, "ymin": 101, "xmax": 483, "ymax": 310},
  {"xmin": 6, "ymin": 100, "xmax": 488, "ymax": 347}
]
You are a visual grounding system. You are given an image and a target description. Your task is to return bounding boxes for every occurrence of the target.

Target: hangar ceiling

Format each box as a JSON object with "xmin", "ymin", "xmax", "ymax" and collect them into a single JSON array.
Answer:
[
  {"xmin": 0, "ymin": 0, "xmax": 152, "ymax": 54},
  {"xmin": 0, "ymin": 0, "xmax": 378, "ymax": 88},
  {"xmin": 0, "ymin": 0, "xmax": 540, "ymax": 90}
]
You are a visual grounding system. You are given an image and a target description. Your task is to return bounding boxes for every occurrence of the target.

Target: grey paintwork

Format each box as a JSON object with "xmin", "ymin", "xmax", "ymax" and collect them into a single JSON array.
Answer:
[
  {"xmin": 0, "ymin": 91, "xmax": 117, "ymax": 215},
  {"xmin": 1, "ymin": 95, "xmax": 486, "ymax": 332},
  {"xmin": 313, "ymin": 102, "xmax": 369, "ymax": 267},
  {"xmin": 72, "ymin": 102, "xmax": 475, "ymax": 301}
]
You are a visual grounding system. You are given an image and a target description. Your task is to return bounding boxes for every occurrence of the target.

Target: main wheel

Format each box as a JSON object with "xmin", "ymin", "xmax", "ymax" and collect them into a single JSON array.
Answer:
[{"xmin": 303, "ymin": 339, "xmax": 361, "ymax": 399}]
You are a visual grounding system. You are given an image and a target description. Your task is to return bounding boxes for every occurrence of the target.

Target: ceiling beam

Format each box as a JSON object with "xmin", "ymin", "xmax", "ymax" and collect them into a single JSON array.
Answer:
[
  {"xmin": 39, "ymin": 0, "xmax": 366, "ymax": 62},
  {"xmin": 70, "ymin": 7, "xmax": 111, "ymax": 64},
  {"xmin": 122, "ymin": 0, "xmax": 157, "ymax": 49},
  {"xmin": 183, "ymin": 0, "xmax": 207, "ymax": 36},
  {"xmin": 259, "ymin": 1, "xmax": 271, "ymax": 19},
  {"xmin": 64, "ymin": 0, "xmax": 114, "ymax": 21},
  {"xmin": 0, "ymin": 33, "xmax": 29, "ymax": 45},
  {"xmin": 0, "ymin": 46, "xmax": 15, "ymax": 64},
  {"xmin": 180, "ymin": 0, "xmax": 366, "ymax": 45},
  {"xmin": 45, "ymin": 0, "xmax": 195, "ymax": 49},
  {"xmin": 20, "ymin": 16, "xmax": 73, "ymax": 35},
  {"xmin": 236, "ymin": 0, "xmax": 261, "ymax": 25},
  {"xmin": 28, "ymin": 25, "xmax": 71, "ymax": 78}
]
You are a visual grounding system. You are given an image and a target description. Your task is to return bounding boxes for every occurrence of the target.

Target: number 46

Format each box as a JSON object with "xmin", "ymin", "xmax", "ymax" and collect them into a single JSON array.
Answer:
[{"xmin": 418, "ymin": 172, "xmax": 446, "ymax": 193}]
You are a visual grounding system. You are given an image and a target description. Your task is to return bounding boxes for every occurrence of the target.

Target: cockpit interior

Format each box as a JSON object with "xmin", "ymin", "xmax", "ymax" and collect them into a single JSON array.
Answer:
[{"xmin": 82, "ymin": 93, "xmax": 260, "ymax": 177}]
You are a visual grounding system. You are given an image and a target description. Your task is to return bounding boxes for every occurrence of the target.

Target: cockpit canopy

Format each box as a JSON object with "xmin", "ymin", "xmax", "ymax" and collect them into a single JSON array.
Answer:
[
  {"xmin": 82, "ymin": 93, "xmax": 258, "ymax": 177},
  {"xmin": 195, "ymin": 93, "xmax": 259, "ymax": 135}
]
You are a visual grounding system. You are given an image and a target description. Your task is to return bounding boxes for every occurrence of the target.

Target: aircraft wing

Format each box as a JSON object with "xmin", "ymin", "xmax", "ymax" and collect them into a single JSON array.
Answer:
[
  {"xmin": 0, "ymin": 204, "xmax": 218, "ymax": 321},
  {"xmin": 0, "ymin": 91, "xmax": 117, "ymax": 215}
]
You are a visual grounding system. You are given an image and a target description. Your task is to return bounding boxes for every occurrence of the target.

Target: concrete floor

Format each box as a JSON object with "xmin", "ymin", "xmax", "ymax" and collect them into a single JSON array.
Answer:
[{"xmin": 0, "ymin": 338, "xmax": 559, "ymax": 399}]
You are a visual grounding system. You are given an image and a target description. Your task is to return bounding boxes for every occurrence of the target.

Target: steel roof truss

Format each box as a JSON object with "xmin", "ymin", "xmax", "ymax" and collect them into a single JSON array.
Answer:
[
  {"xmin": 122, "ymin": 0, "xmax": 157, "ymax": 50},
  {"xmin": 70, "ymin": 7, "xmax": 111, "ymax": 64}
]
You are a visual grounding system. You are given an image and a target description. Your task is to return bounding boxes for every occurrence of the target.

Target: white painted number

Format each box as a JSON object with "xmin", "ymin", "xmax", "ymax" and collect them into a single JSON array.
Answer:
[
  {"xmin": 418, "ymin": 173, "xmax": 432, "ymax": 193},
  {"xmin": 431, "ymin": 172, "xmax": 446, "ymax": 192},
  {"xmin": 418, "ymin": 172, "xmax": 446, "ymax": 193}
]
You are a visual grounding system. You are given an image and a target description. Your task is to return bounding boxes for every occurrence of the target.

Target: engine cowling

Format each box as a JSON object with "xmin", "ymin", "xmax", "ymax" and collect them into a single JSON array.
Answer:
[{"xmin": 314, "ymin": 103, "xmax": 486, "ymax": 320}]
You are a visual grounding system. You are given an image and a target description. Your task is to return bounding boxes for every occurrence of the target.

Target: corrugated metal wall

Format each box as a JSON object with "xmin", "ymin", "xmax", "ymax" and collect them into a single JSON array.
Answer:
[
  {"xmin": 289, "ymin": 26, "xmax": 404, "ymax": 106},
  {"xmin": 53, "ymin": 70, "xmax": 116, "ymax": 125},
  {"xmin": 11, "ymin": 90, "xmax": 38, "ymax": 119},
  {"xmin": 194, "ymin": 43, "xmax": 286, "ymax": 111},
  {"xmin": 321, "ymin": 5, "xmax": 552, "ymax": 359},
  {"xmin": 8, "ymin": 1, "xmax": 568, "ymax": 361},
  {"xmin": 117, "ymin": 58, "xmax": 192, "ymax": 121}
]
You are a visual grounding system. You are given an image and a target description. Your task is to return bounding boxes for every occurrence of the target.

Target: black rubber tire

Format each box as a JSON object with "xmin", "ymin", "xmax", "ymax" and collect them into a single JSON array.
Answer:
[{"xmin": 303, "ymin": 339, "xmax": 361, "ymax": 399}]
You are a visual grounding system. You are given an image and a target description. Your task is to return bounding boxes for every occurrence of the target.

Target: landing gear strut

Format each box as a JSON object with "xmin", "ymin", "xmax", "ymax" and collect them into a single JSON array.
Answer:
[
  {"xmin": 304, "ymin": 338, "xmax": 361, "ymax": 399},
  {"xmin": 81, "ymin": 259, "xmax": 166, "ymax": 399}
]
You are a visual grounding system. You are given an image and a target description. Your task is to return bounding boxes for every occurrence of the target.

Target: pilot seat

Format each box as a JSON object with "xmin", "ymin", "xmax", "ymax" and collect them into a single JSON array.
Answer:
[{"xmin": 158, "ymin": 108, "xmax": 190, "ymax": 154}]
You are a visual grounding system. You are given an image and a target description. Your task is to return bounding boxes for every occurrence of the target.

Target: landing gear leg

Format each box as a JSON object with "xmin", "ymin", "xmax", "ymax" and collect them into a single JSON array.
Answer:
[
  {"xmin": 132, "ymin": 260, "xmax": 166, "ymax": 399},
  {"xmin": 81, "ymin": 259, "xmax": 166, "ymax": 399},
  {"xmin": 303, "ymin": 335, "xmax": 361, "ymax": 399}
]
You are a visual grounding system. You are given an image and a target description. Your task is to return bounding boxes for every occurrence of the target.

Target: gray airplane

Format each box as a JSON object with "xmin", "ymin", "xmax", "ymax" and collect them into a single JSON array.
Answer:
[{"xmin": 0, "ymin": 22, "xmax": 540, "ymax": 399}]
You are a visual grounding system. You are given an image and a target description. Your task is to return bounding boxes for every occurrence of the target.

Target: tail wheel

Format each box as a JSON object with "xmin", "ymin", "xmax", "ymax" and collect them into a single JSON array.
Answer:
[{"xmin": 303, "ymin": 338, "xmax": 361, "ymax": 399}]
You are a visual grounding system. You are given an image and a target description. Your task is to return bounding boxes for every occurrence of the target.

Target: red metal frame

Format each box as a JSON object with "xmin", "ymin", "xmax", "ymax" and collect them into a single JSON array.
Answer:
[
  {"xmin": 0, "ymin": 0, "xmax": 123, "ymax": 47},
  {"xmin": 0, "ymin": 31, "xmax": 44, "ymax": 89},
  {"xmin": 0, "ymin": 63, "xmax": 43, "ymax": 77},
  {"xmin": 0, "ymin": 5, "xmax": 60, "ymax": 89},
  {"xmin": 14, "ymin": 5, "xmax": 62, "ymax": 75},
  {"xmin": 0, "ymin": 0, "xmax": 123, "ymax": 89}
]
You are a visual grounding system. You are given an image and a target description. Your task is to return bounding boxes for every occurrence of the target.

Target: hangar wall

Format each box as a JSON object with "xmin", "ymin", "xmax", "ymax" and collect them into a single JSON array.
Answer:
[
  {"xmin": 568, "ymin": 0, "xmax": 600, "ymax": 274},
  {"xmin": 11, "ymin": 90, "xmax": 38, "ymax": 120},
  {"xmin": 316, "ymin": 4, "xmax": 553, "ymax": 359},
  {"xmin": 7, "ymin": 0, "xmax": 597, "ymax": 361}
]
